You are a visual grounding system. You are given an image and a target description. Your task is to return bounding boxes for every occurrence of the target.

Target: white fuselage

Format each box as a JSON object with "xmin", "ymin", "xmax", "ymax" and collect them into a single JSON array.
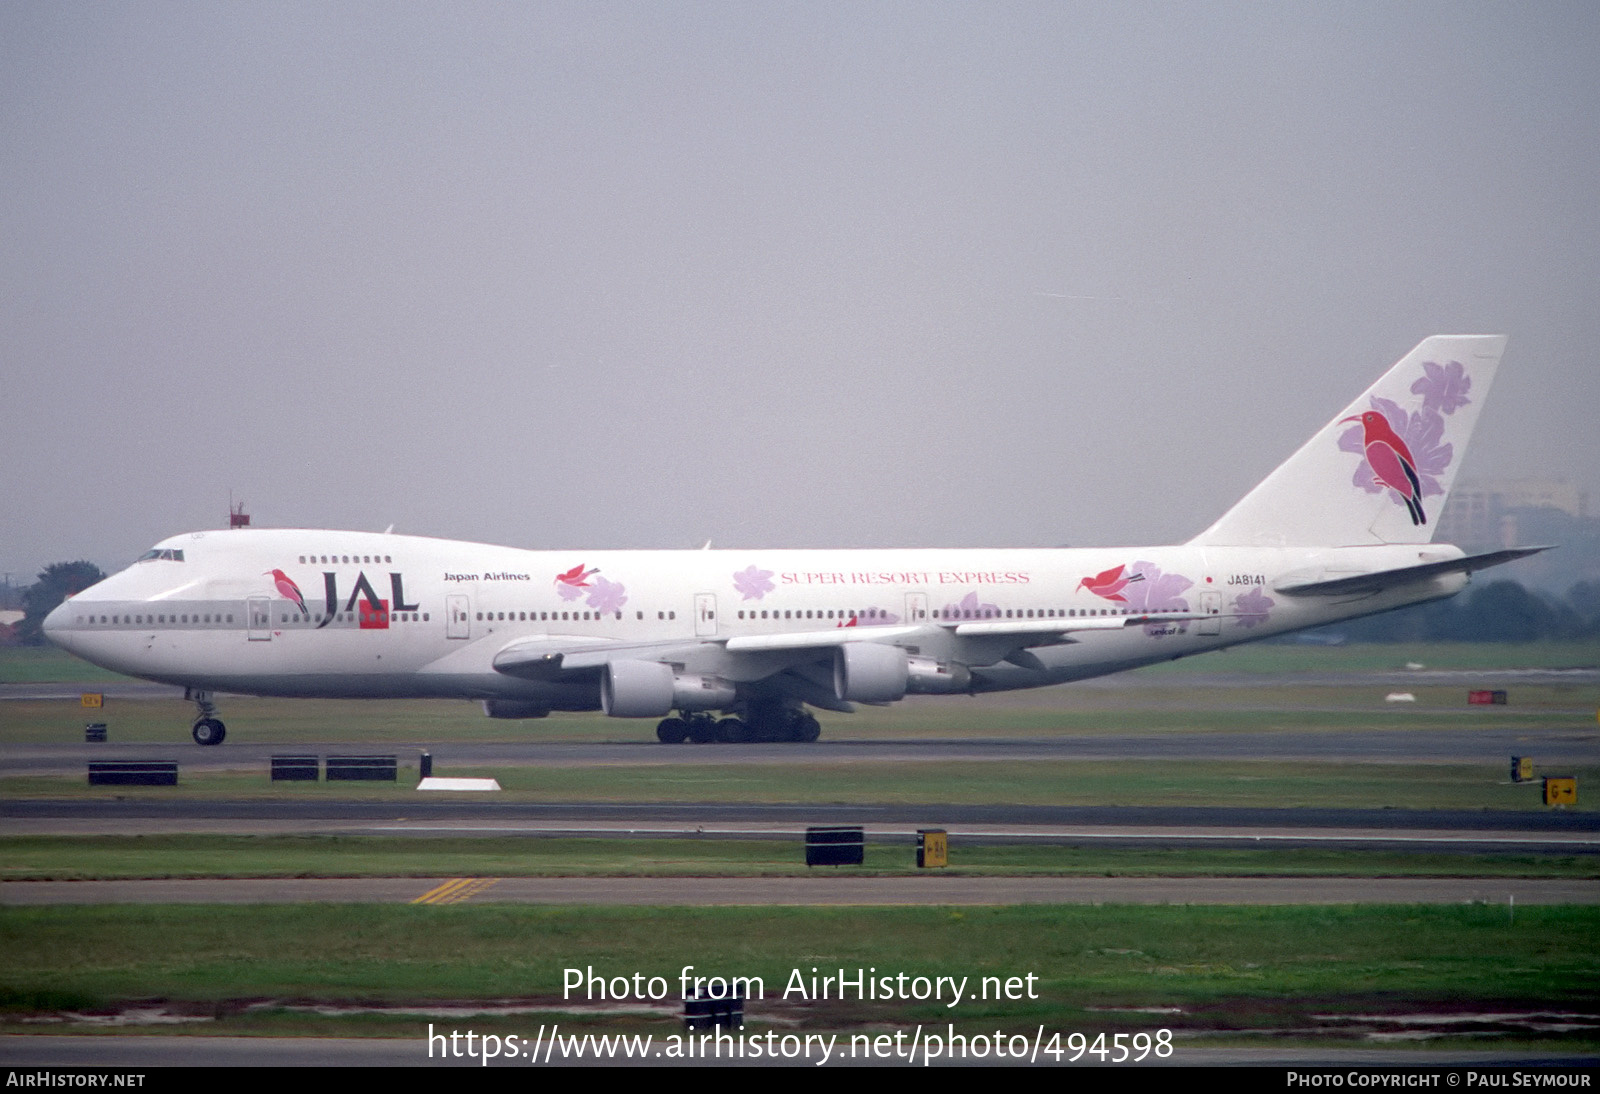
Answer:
[{"xmin": 45, "ymin": 527, "xmax": 1467, "ymax": 711}]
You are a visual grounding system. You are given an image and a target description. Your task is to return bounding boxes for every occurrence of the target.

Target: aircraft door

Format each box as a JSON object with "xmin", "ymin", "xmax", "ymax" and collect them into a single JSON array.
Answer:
[
  {"xmin": 905, "ymin": 592, "xmax": 929, "ymax": 623},
  {"xmin": 1199, "ymin": 591, "xmax": 1222, "ymax": 635},
  {"xmin": 247, "ymin": 596, "xmax": 272, "ymax": 641},
  {"xmin": 695, "ymin": 593, "xmax": 717, "ymax": 636},
  {"xmin": 447, "ymin": 595, "xmax": 471, "ymax": 640}
]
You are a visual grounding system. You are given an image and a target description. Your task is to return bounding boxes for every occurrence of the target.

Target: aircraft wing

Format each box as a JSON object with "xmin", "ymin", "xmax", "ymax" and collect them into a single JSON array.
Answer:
[
  {"xmin": 1274, "ymin": 546, "xmax": 1551, "ymax": 597},
  {"xmin": 492, "ymin": 614, "xmax": 1201, "ymax": 682}
]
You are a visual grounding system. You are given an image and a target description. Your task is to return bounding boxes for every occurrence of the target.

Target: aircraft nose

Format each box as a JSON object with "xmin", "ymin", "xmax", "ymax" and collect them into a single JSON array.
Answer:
[{"xmin": 42, "ymin": 600, "xmax": 74, "ymax": 647}]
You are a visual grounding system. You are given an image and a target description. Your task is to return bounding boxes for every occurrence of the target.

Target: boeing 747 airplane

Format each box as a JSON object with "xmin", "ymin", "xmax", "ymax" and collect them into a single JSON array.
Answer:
[{"xmin": 45, "ymin": 335, "xmax": 1544, "ymax": 745}]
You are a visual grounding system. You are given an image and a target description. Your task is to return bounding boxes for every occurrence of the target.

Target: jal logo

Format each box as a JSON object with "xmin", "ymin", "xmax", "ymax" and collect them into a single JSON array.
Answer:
[{"xmin": 266, "ymin": 569, "xmax": 419, "ymax": 629}]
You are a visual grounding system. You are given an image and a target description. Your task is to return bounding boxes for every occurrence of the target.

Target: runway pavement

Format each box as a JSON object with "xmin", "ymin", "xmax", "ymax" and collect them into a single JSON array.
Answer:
[
  {"xmin": 5, "ymin": 797, "xmax": 1598, "ymax": 855},
  {"xmin": 3, "ymin": 874, "xmax": 1595, "ymax": 905}
]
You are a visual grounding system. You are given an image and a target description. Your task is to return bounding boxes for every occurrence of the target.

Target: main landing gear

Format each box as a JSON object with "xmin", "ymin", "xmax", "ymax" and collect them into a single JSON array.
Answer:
[
  {"xmin": 186, "ymin": 688, "xmax": 227, "ymax": 746},
  {"xmin": 655, "ymin": 701, "xmax": 821, "ymax": 744}
]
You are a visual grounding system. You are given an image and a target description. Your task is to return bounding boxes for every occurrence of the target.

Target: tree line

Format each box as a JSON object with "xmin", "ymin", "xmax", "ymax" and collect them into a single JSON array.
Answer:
[{"xmin": 1298, "ymin": 579, "xmax": 1600, "ymax": 643}]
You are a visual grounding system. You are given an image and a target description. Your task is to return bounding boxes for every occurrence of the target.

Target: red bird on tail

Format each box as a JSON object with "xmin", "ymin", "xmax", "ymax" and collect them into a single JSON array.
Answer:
[{"xmin": 1342, "ymin": 410, "xmax": 1426, "ymax": 525}]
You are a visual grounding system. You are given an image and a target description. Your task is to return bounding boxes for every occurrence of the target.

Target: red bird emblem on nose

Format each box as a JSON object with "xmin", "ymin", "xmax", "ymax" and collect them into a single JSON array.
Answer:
[
  {"xmin": 1341, "ymin": 411, "xmax": 1426, "ymax": 526},
  {"xmin": 265, "ymin": 569, "xmax": 309, "ymax": 614},
  {"xmin": 555, "ymin": 564, "xmax": 600, "ymax": 588},
  {"xmin": 1077, "ymin": 564, "xmax": 1144, "ymax": 602}
]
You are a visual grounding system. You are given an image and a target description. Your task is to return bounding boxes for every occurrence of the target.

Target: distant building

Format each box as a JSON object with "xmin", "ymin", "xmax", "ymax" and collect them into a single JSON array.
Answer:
[
  {"xmin": 1438, "ymin": 479, "xmax": 1598, "ymax": 592},
  {"xmin": 1437, "ymin": 480, "xmax": 1590, "ymax": 551}
]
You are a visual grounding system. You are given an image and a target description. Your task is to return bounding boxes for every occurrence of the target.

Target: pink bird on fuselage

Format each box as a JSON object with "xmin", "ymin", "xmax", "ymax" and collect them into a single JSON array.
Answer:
[
  {"xmin": 1342, "ymin": 410, "xmax": 1426, "ymax": 525},
  {"xmin": 1077, "ymin": 564, "xmax": 1143, "ymax": 602},
  {"xmin": 264, "ymin": 569, "xmax": 309, "ymax": 614},
  {"xmin": 555, "ymin": 563, "xmax": 599, "ymax": 588}
]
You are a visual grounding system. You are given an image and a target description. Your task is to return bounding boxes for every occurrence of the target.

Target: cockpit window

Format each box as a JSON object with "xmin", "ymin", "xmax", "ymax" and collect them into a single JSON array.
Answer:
[{"xmin": 135, "ymin": 548, "xmax": 186, "ymax": 563}]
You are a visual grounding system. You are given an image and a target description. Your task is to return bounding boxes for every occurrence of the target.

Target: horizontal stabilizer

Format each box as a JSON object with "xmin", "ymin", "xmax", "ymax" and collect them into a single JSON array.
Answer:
[{"xmin": 1274, "ymin": 546, "xmax": 1551, "ymax": 597}]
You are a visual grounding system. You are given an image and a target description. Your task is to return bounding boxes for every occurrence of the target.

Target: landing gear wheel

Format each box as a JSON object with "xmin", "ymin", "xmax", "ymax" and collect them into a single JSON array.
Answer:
[
  {"xmin": 192, "ymin": 718, "xmax": 226, "ymax": 746},
  {"xmin": 793, "ymin": 713, "xmax": 821, "ymax": 742},
  {"xmin": 687, "ymin": 714, "xmax": 719, "ymax": 744},
  {"xmin": 716, "ymin": 717, "xmax": 749, "ymax": 743},
  {"xmin": 656, "ymin": 717, "xmax": 689, "ymax": 744}
]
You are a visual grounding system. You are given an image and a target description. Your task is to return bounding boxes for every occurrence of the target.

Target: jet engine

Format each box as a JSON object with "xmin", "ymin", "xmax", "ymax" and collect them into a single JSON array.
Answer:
[
  {"xmin": 832, "ymin": 643, "xmax": 970, "ymax": 703},
  {"xmin": 600, "ymin": 659, "xmax": 737, "ymax": 718}
]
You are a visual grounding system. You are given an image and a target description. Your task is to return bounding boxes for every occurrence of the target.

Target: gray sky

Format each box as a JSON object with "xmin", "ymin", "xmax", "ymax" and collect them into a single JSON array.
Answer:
[{"xmin": 5, "ymin": 2, "xmax": 1598, "ymax": 581}]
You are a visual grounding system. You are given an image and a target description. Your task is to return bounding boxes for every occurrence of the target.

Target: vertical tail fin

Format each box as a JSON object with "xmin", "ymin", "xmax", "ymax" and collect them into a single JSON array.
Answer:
[{"xmin": 1189, "ymin": 335, "xmax": 1507, "ymax": 548}]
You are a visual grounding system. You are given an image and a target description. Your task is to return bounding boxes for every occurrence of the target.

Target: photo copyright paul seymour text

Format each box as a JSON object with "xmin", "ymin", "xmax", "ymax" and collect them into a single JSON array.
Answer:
[{"xmin": 1288, "ymin": 1077, "xmax": 1591, "ymax": 1089}]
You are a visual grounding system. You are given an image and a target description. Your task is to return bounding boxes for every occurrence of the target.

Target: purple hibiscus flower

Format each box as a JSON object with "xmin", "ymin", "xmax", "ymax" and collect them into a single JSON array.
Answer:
[
  {"xmin": 1338, "ymin": 396, "xmax": 1453, "ymax": 500},
  {"xmin": 585, "ymin": 576, "xmax": 628, "ymax": 614},
  {"xmin": 732, "ymin": 565, "xmax": 775, "ymax": 601},
  {"xmin": 1410, "ymin": 360, "xmax": 1471, "ymax": 416},
  {"xmin": 940, "ymin": 591, "xmax": 1000, "ymax": 620},
  {"xmin": 1233, "ymin": 586, "xmax": 1274, "ymax": 628},
  {"xmin": 1119, "ymin": 562, "xmax": 1193, "ymax": 613},
  {"xmin": 556, "ymin": 581, "xmax": 585, "ymax": 602}
]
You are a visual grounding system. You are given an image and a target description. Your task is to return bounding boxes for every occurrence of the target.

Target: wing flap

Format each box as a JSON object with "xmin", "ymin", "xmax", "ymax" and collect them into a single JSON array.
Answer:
[
  {"xmin": 722, "ymin": 625, "xmax": 932, "ymax": 653},
  {"xmin": 951, "ymin": 615, "xmax": 1197, "ymax": 638}
]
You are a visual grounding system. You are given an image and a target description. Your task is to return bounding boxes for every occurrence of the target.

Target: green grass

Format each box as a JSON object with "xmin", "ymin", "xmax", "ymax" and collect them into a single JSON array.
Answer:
[
  {"xmin": 4, "ymin": 678, "xmax": 1598, "ymax": 746},
  {"xmin": 2, "ymin": 904, "xmax": 1595, "ymax": 1043},
  {"xmin": 0, "ymin": 646, "xmax": 133, "ymax": 685},
  {"xmin": 2, "ymin": 835, "xmax": 1592, "ymax": 881}
]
